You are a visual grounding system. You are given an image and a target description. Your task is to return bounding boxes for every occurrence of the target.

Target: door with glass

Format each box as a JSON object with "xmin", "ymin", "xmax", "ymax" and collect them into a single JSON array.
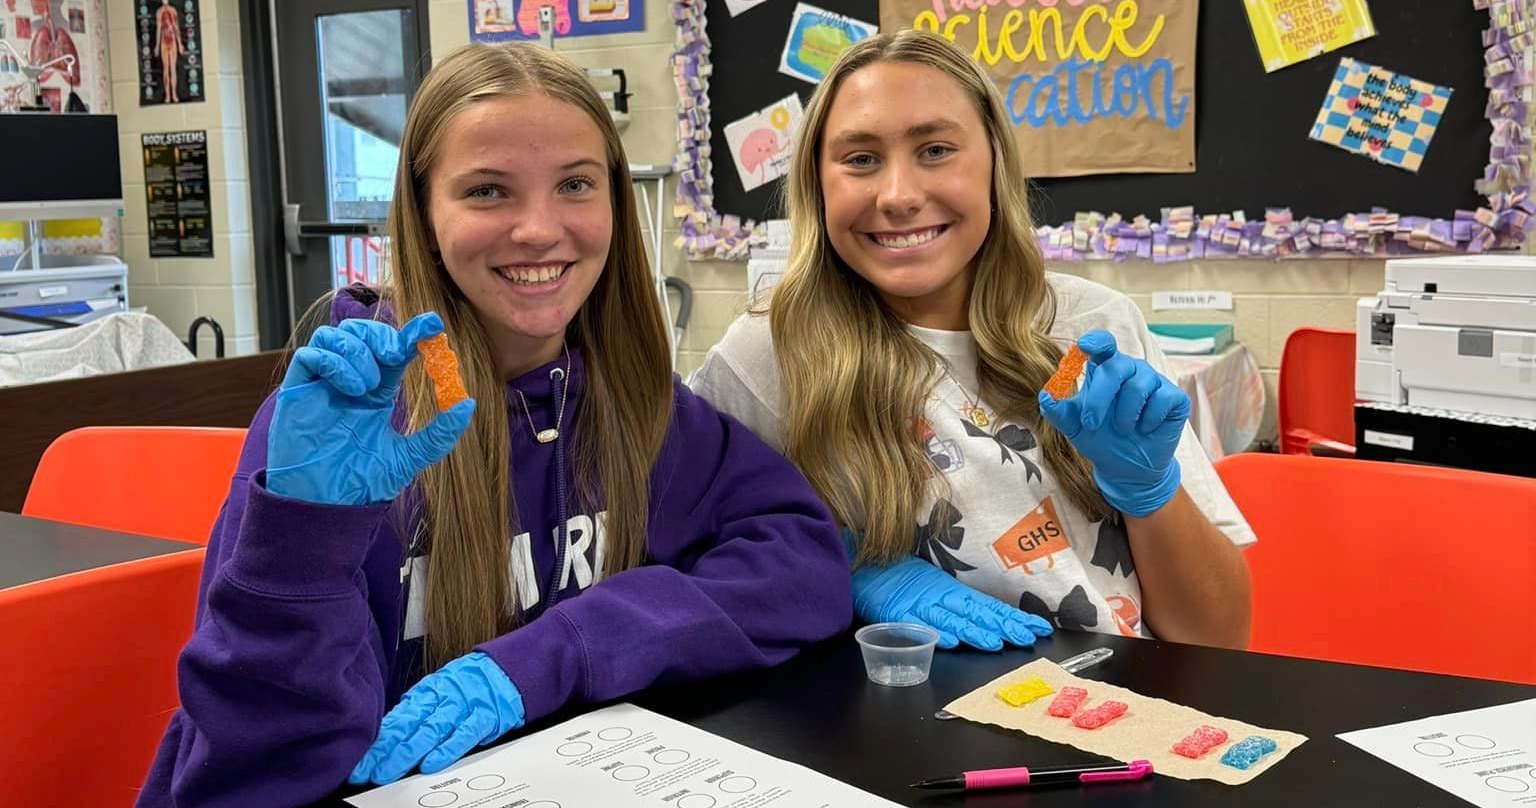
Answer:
[{"xmin": 274, "ymin": 0, "xmax": 428, "ymax": 323}]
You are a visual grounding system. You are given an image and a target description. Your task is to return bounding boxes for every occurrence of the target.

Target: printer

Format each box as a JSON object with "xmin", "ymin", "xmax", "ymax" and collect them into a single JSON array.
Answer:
[
  {"xmin": 1357, "ymin": 255, "xmax": 1536, "ymax": 419},
  {"xmin": 1354, "ymin": 255, "xmax": 1536, "ymax": 475}
]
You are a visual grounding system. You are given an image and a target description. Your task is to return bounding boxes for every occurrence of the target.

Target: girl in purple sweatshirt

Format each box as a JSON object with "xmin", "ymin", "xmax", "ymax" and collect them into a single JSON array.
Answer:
[{"xmin": 136, "ymin": 43, "xmax": 851, "ymax": 808}]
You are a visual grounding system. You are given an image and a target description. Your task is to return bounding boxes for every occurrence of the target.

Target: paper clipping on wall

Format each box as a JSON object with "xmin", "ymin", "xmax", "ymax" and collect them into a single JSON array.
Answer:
[
  {"xmin": 778, "ymin": 2, "xmax": 875, "ymax": 84},
  {"xmin": 724, "ymin": 93, "xmax": 804, "ymax": 192}
]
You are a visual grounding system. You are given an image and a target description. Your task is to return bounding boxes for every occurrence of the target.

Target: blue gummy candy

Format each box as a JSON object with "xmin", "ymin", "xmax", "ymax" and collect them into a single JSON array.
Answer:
[{"xmin": 1219, "ymin": 736, "xmax": 1279, "ymax": 770}]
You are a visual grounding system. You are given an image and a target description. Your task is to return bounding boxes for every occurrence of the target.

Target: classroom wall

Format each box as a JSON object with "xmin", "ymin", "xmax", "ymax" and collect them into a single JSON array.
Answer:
[
  {"xmin": 428, "ymin": 0, "xmax": 1521, "ymax": 447},
  {"xmin": 106, "ymin": 0, "xmax": 260, "ymax": 358}
]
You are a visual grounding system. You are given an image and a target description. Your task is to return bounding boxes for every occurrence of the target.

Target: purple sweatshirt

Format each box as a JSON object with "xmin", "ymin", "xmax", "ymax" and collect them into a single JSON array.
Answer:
[{"xmin": 136, "ymin": 289, "xmax": 852, "ymax": 808}]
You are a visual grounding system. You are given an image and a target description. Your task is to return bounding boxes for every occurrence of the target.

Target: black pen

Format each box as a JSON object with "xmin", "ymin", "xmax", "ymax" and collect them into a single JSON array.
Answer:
[{"xmin": 910, "ymin": 759, "xmax": 1153, "ymax": 790}]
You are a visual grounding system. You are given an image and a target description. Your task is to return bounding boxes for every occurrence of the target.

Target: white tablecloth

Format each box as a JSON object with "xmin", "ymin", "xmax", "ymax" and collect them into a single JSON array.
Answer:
[
  {"xmin": 0, "ymin": 312, "xmax": 195, "ymax": 388},
  {"xmin": 1164, "ymin": 344, "xmax": 1265, "ymax": 460}
]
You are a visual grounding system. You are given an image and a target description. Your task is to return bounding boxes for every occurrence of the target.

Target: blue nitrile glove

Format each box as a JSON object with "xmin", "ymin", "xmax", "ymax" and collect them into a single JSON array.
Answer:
[
  {"xmin": 1037, "ymin": 329, "xmax": 1189, "ymax": 518},
  {"xmin": 852, "ymin": 556, "xmax": 1053, "ymax": 651},
  {"xmin": 267, "ymin": 313, "xmax": 475, "ymax": 506},
  {"xmin": 348, "ymin": 652, "xmax": 525, "ymax": 785}
]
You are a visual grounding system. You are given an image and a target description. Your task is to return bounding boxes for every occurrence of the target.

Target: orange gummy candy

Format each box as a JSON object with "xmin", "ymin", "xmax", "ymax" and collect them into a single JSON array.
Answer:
[
  {"xmin": 417, "ymin": 333, "xmax": 468, "ymax": 412},
  {"xmin": 1043, "ymin": 344, "xmax": 1087, "ymax": 401}
]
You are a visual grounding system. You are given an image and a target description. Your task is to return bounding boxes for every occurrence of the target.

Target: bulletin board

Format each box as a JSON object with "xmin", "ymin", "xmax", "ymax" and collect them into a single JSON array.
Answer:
[{"xmin": 668, "ymin": 0, "xmax": 1532, "ymax": 261}]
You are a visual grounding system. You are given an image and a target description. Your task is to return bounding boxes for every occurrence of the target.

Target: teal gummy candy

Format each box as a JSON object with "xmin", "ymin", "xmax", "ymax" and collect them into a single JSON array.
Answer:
[{"xmin": 1219, "ymin": 736, "xmax": 1278, "ymax": 770}]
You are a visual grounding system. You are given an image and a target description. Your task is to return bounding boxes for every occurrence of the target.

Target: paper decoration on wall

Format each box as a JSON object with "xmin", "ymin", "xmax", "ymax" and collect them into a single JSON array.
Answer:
[
  {"xmin": 1309, "ymin": 58, "xmax": 1452, "ymax": 173},
  {"xmin": 778, "ymin": 3, "xmax": 875, "ymax": 84},
  {"xmin": 724, "ymin": 93, "xmax": 803, "ymax": 192},
  {"xmin": 725, "ymin": 0, "xmax": 771, "ymax": 17},
  {"xmin": 1242, "ymin": 0, "xmax": 1376, "ymax": 72},
  {"xmin": 468, "ymin": 0, "xmax": 643, "ymax": 42},
  {"xmin": 879, "ymin": 0, "xmax": 1198, "ymax": 178},
  {"xmin": 136, "ymin": 0, "xmax": 205, "ymax": 106}
]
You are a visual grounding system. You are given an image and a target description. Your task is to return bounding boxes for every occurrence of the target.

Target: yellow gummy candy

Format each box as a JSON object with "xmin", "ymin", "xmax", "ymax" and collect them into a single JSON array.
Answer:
[{"xmin": 996, "ymin": 676, "xmax": 1054, "ymax": 707}]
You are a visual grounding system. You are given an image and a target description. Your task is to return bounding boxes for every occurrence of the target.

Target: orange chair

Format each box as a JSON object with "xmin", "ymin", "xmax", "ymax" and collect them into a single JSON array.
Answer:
[
  {"xmin": 23, "ymin": 426, "xmax": 247, "ymax": 545},
  {"xmin": 2, "ymin": 549, "xmax": 205, "ymax": 807},
  {"xmin": 1277, "ymin": 327, "xmax": 1357, "ymax": 456},
  {"xmin": 1217, "ymin": 453, "xmax": 1536, "ymax": 684}
]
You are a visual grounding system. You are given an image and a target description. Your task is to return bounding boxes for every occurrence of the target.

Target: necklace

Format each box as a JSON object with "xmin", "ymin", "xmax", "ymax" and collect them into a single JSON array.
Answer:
[
  {"xmin": 936, "ymin": 359, "xmax": 990, "ymax": 428},
  {"xmin": 514, "ymin": 343, "xmax": 570, "ymax": 444}
]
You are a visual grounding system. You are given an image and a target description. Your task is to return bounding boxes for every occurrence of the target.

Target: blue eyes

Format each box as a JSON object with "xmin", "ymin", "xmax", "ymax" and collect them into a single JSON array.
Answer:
[
  {"xmin": 463, "ymin": 177, "xmax": 597, "ymax": 201},
  {"xmin": 840, "ymin": 146, "xmax": 955, "ymax": 169}
]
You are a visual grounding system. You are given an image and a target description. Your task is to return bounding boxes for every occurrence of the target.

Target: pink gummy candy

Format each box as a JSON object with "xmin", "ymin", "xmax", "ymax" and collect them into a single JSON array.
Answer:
[
  {"xmin": 1047, "ymin": 686, "xmax": 1089, "ymax": 717},
  {"xmin": 1071, "ymin": 700, "xmax": 1128, "ymax": 729},
  {"xmin": 1172, "ymin": 725, "xmax": 1229, "ymax": 758}
]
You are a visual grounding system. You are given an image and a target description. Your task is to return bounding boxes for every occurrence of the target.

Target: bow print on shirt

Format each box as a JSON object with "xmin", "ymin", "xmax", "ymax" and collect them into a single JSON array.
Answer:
[
  {"xmin": 961, "ymin": 421, "xmax": 1044, "ymax": 483},
  {"xmin": 915, "ymin": 498, "xmax": 976, "ymax": 576},
  {"xmin": 1090, "ymin": 512, "xmax": 1136, "ymax": 578},
  {"xmin": 1018, "ymin": 585, "xmax": 1099, "ymax": 632}
]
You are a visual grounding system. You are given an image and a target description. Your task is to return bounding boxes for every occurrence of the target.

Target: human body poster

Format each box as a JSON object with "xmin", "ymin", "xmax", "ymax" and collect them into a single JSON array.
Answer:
[
  {"xmin": 142, "ymin": 130, "xmax": 213, "ymax": 257},
  {"xmin": 135, "ymin": 0, "xmax": 204, "ymax": 105},
  {"xmin": 469, "ymin": 0, "xmax": 643, "ymax": 42},
  {"xmin": 878, "ymin": 0, "xmax": 1198, "ymax": 178}
]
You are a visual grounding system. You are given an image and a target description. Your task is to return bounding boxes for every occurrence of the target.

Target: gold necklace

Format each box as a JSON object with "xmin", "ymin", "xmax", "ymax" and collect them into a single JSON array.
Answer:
[
  {"xmin": 514, "ymin": 343, "xmax": 570, "ymax": 444},
  {"xmin": 936, "ymin": 360, "xmax": 990, "ymax": 428}
]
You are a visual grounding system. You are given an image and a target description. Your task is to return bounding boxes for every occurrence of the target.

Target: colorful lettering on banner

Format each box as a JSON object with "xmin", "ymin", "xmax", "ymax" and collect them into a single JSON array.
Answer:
[{"xmin": 877, "ymin": 0, "xmax": 1198, "ymax": 178}]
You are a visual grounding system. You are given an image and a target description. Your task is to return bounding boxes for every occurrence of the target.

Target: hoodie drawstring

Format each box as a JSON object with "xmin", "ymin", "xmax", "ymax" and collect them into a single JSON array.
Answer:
[{"xmin": 540, "ymin": 364, "xmax": 571, "ymax": 613}]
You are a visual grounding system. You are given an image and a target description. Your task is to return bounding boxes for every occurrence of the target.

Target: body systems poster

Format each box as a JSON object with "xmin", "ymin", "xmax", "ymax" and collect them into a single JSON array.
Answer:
[
  {"xmin": 878, "ymin": 0, "xmax": 1198, "ymax": 178},
  {"xmin": 142, "ymin": 130, "xmax": 213, "ymax": 257},
  {"xmin": 135, "ymin": 0, "xmax": 204, "ymax": 105}
]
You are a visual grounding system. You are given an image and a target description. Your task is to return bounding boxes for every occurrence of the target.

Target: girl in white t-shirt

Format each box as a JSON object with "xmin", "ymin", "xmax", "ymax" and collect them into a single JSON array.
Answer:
[{"xmin": 690, "ymin": 29, "xmax": 1255, "ymax": 650}]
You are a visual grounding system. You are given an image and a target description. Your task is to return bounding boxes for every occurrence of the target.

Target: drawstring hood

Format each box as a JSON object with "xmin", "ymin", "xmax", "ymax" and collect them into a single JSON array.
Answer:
[
  {"xmin": 543, "ymin": 365, "xmax": 571, "ymax": 612},
  {"xmin": 506, "ymin": 348, "xmax": 583, "ymax": 619}
]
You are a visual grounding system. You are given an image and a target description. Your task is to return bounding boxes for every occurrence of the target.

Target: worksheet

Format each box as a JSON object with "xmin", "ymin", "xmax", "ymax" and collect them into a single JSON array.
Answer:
[
  {"xmin": 1339, "ymin": 699, "xmax": 1536, "ymax": 807},
  {"xmin": 347, "ymin": 703, "xmax": 903, "ymax": 808}
]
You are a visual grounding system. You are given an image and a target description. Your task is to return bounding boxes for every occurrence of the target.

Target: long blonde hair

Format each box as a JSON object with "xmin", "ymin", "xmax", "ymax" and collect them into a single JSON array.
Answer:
[
  {"xmin": 387, "ymin": 43, "xmax": 673, "ymax": 671},
  {"xmin": 769, "ymin": 29, "xmax": 1108, "ymax": 566}
]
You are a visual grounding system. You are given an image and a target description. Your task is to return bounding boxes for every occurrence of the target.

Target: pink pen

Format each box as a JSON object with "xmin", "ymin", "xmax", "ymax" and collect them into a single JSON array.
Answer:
[{"xmin": 910, "ymin": 759, "xmax": 1154, "ymax": 790}]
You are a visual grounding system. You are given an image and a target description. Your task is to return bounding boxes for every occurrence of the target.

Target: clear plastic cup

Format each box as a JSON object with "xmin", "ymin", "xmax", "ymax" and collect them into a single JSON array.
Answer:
[{"xmin": 854, "ymin": 622, "xmax": 939, "ymax": 687}]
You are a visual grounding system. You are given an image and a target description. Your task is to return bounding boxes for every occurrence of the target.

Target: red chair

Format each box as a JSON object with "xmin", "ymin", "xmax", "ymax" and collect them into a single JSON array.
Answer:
[
  {"xmin": 23, "ymin": 426, "xmax": 247, "ymax": 545},
  {"xmin": 2, "ymin": 549, "xmax": 205, "ymax": 807},
  {"xmin": 1217, "ymin": 453, "xmax": 1536, "ymax": 684},
  {"xmin": 1277, "ymin": 327, "xmax": 1357, "ymax": 456}
]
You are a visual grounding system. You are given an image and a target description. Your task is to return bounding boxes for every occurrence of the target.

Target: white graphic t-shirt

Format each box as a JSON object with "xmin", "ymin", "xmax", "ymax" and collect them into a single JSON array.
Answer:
[{"xmin": 688, "ymin": 273, "xmax": 1257, "ymax": 638}]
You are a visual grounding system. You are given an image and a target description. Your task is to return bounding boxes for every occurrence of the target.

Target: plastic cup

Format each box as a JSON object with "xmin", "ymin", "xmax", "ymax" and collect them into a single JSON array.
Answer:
[{"xmin": 854, "ymin": 622, "xmax": 939, "ymax": 687}]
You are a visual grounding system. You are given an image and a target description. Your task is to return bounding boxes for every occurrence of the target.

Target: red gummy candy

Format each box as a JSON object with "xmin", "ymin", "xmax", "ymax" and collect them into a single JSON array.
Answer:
[
  {"xmin": 1047, "ymin": 686, "xmax": 1089, "ymax": 717},
  {"xmin": 1071, "ymin": 700, "xmax": 1128, "ymax": 729},
  {"xmin": 1172, "ymin": 725, "xmax": 1229, "ymax": 758}
]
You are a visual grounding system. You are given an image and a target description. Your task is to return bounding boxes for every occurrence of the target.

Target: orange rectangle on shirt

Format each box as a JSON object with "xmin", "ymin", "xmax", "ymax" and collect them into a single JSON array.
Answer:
[{"xmin": 992, "ymin": 498, "xmax": 1070, "ymax": 574}]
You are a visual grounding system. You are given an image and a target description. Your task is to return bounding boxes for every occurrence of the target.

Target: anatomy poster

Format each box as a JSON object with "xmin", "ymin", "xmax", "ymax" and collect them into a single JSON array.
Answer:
[
  {"xmin": 1, "ymin": 0, "xmax": 100, "ymax": 113},
  {"xmin": 724, "ymin": 93, "xmax": 803, "ymax": 192},
  {"xmin": 142, "ymin": 130, "xmax": 213, "ymax": 257},
  {"xmin": 135, "ymin": 0, "xmax": 204, "ymax": 106},
  {"xmin": 878, "ymin": 0, "xmax": 1199, "ymax": 177},
  {"xmin": 469, "ymin": 0, "xmax": 643, "ymax": 42}
]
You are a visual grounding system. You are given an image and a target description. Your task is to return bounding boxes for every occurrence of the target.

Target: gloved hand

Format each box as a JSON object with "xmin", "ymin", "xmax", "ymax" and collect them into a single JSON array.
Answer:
[
  {"xmin": 852, "ymin": 556, "xmax": 1053, "ymax": 651},
  {"xmin": 348, "ymin": 652, "xmax": 525, "ymax": 785},
  {"xmin": 1037, "ymin": 329, "xmax": 1189, "ymax": 517},
  {"xmin": 267, "ymin": 313, "xmax": 475, "ymax": 506}
]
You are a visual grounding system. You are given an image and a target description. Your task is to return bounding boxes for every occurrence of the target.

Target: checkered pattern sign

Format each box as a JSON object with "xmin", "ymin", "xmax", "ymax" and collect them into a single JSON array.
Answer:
[{"xmin": 1309, "ymin": 57, "xmax": 1453, "ymax": 172}]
